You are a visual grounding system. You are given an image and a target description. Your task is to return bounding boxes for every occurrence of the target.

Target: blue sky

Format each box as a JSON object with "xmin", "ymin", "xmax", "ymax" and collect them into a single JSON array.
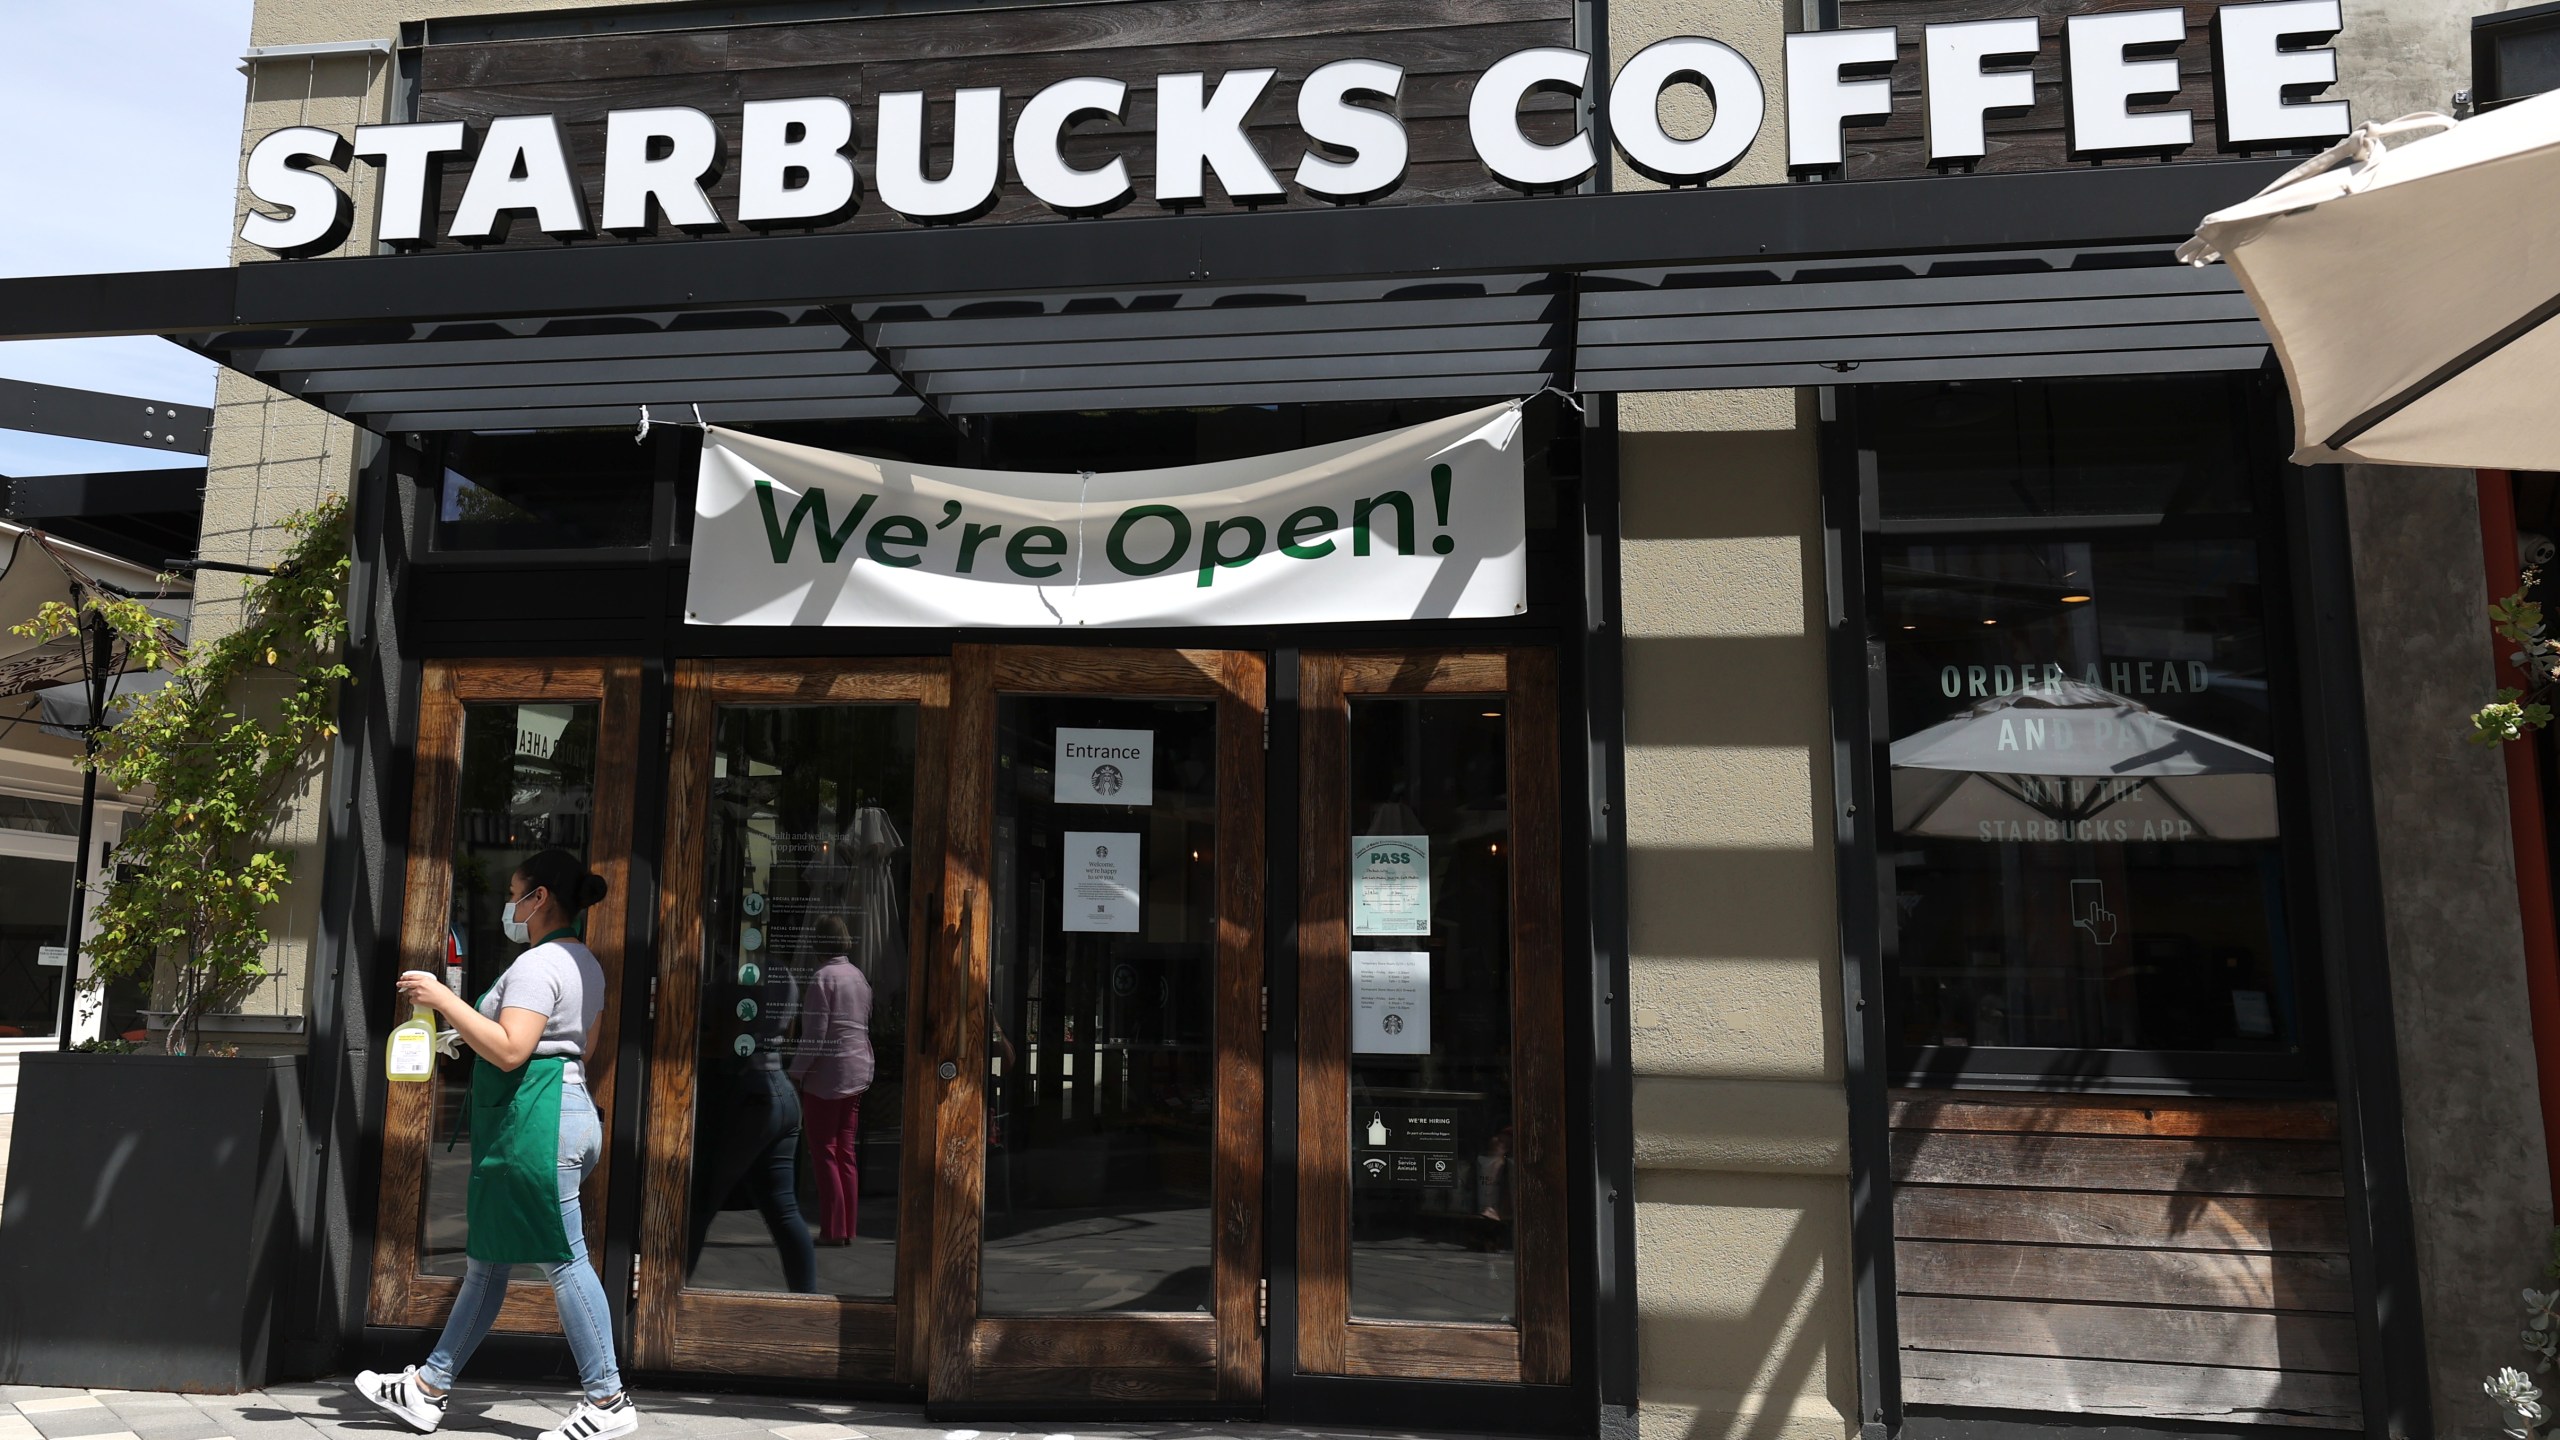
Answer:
[{"xmin": 0, "ymin": 1, "xmax": 254, "ymax": 477}]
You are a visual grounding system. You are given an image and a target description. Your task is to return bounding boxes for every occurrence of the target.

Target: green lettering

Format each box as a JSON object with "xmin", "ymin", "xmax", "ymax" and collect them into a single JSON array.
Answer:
[
  {"xmin": 1196, "ymin": 516, "xmax": 1266, "ymax": 587},
  {"xmin": 865, "ymin": 513, "xmax": 928, "ymax": 567},
  {"xmin": 1106, "ymin": 504, "xmax": 1190, "ymax": 576},
  {"xmin": 1007, "ymin": 526, "xmax": 1068, "ymax": 578},
  {"xmin": 1278, "ymin": 505, "xmax": 1337, "ymax": 559},
  {"xmin": 755, "ymin": 480, "xmax": 875, "ymax": 563},
  {"xmin": 957, "ymin": 521, "xmax": 1004, "ymax": 573},
  {"xmin": 1353, "ymin": 491, "xmax": 1413, "ymax": 557}
]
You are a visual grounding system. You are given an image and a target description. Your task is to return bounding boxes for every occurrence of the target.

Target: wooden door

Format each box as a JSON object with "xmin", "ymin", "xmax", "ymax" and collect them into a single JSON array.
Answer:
[
  {"xmin": 924, "ymin": 645, "xmax": 1267, "ymax": 1404},
  {"xmin": 630, "ymin": 659, "xmax": 950, "ymax": 1381},
  {"xmin": 1293, "ymin": 648, "xmax": 1569, "ymax": 1385},
  {"xmin": 369, "ymin": 658, "xmax": 644, "ymax": 1332}
]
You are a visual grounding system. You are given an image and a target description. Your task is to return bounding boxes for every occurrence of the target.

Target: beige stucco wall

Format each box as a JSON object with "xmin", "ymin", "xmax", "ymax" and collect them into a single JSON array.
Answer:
[
  {"xmin": 1618, "ymin": 386, "xmax": 1851, "ymax": 1440},
  {"xmin": 225, "ymin": 0, "xmax": 695, "ymax": 1027}
]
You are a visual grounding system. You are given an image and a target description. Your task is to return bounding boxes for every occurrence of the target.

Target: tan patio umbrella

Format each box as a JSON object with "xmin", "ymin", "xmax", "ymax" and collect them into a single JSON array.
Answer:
[{"xmin": 2179, "ymin": 89, "xmax": 2560, "ymax": 470}]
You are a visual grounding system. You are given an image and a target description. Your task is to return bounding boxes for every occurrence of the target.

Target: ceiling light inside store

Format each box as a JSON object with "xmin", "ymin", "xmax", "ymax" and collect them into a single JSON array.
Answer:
[{"xmin": 2060, "ymin": 593, "xmax": 2092, "ymax": 603}]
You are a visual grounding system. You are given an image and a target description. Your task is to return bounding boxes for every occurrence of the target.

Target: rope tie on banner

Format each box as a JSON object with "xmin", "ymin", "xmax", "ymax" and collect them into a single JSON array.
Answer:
[
  {"xmin": 635, "ymin": 403, "xmax": 713, "ymax": 444},
  {"xmin": 1514, "ymin": 383, "xmax": 1585, "ymax": 415},
  {"xmin": 1070, "ymin": 470, "xmax": 1093, "ymax": 615}
]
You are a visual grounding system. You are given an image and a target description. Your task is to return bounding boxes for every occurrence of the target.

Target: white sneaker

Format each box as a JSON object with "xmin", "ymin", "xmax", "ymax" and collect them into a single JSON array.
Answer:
[
  {"xmin": 539, "ymin": 1393, "xmax": 638, "ymax": 1440},
  {"xmin": 352, "ymin": 1367, "xmax": 447, "ymax": 1434}
]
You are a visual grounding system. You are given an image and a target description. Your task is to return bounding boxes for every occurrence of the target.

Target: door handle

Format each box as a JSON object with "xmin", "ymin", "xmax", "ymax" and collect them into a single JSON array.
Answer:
[{"xmin": 937, "ymin": 1060, "xmax": 958, "ymax": 1081}]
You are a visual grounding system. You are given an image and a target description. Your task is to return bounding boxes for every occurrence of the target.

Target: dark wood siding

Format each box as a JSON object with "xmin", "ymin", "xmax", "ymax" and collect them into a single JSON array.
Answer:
[
  {"xmin": 1891, "ymin": 1090, "xmax": 2362, "ymax": 1430},
  {"xmin": 1833, "ymin": 0, "xmax": 2230, "ymax": 178},
  {"xmin": 411, "ymin": 0, "xmax": 1576, "ymax": 246}
]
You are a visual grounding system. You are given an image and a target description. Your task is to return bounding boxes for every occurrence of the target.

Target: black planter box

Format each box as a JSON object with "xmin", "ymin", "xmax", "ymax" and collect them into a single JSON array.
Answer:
[{"xmin": 0, "ymin": 1053, "xmax": 303, "ymax": 1392}]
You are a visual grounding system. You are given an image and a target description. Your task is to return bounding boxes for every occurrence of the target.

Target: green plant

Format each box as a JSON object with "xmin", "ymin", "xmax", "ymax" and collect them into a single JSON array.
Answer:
[
  {"xmin": 2483, "ymin": 1229, "xmax": 2560, "ymax": 1436},
  {"xmin": 10, "ymin": 498, "xmax": 350, "ymax": 1055},
  {"xmin": 2471, "ymin": 581, "xmax": 2560, "ymax": 745},
  {"xmin": 69, "ymin": 1037, "xmax": 139, "ymax": 1055}
]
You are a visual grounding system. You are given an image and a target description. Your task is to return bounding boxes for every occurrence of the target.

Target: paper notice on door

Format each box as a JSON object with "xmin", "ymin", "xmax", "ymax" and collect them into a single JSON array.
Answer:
[
  {"xmin": 1353, "ymin": 950, "xmax": 1430, "ymax": 1054},
  {"xmin": 1055, "ymin": 728, "xmax": 1154, "ymax": 806},
  {"xmin": 35, "ymin": 945, "xmax": 67, "ymax": 968},
  {"xmin": 1063, "ymin": 831, "xmax": 1142, "ymax": 933},
  {"xmin": 1351, "ymin": 835, "xmax": 1430, "ymax": 936}
]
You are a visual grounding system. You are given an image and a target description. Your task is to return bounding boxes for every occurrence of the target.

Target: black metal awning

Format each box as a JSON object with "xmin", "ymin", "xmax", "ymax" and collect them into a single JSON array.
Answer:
[{"xmin": 0, "ymin": 160, "xmax": 2289, "ymax": 431}]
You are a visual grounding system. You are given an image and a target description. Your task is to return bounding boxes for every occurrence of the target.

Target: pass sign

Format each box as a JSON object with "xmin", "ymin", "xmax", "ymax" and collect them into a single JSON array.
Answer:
[{"xmin": 686, "ymin": 404, "xmax": 1525, "ymax": 628}]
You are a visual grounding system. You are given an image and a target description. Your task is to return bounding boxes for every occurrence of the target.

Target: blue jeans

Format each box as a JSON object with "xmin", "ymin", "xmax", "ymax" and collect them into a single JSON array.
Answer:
[{"xmin": 421, "ymin": 1081, "xmax": 622, "ymax": 1401}]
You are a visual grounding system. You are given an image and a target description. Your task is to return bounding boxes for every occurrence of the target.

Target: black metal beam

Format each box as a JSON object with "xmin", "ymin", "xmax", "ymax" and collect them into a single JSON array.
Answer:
[
  {"xmin": 0, "ymin": 379, "xmax": 211, "ymax": 454},
  {"xmin": 0, "ymin": 467, "xmax": 206, "ymax": 519},
  {"xmin": 0, "ymin": 161, "xmax": 2291, "ymax": 343}
]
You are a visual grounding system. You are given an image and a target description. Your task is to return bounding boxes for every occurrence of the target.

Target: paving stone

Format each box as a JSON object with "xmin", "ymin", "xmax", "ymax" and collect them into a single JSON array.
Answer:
[
  {"xmin": 14, "ymin": 1402, "xmax": 106, "ymax": 1417},
  {"xmin": 26, "ymin": 1409, "xmax": 151, "ymax": 1440}
]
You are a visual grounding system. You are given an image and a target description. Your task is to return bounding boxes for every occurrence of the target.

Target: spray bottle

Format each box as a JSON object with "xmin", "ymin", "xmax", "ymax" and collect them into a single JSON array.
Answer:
[{"xmin": 386, "ymin": 970, "xmax": 439, "ymax": 1083}]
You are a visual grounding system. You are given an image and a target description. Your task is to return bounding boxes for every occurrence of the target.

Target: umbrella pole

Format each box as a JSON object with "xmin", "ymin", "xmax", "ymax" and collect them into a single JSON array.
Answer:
[
  {"xmin": 2479, "ymin": 469, "xmax": 2560, "ymax": 1208},
  {"xmin": 53, "ymin": 609, "xmax": 108, "ymax": 1051}
]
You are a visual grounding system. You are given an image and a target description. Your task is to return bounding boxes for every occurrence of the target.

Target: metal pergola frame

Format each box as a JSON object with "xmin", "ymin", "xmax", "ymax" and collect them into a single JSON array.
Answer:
[{"xmin": 0, "ymin": 160, "xmax": 2281, "ymax": 341}]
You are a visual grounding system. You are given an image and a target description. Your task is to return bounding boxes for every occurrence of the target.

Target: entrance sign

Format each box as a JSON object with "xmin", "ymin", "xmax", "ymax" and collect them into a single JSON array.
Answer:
[
  {"xmin": 1062, "ymin": 831, "xmax": 1142, "ymax": 933},
  {"xmin": 1055, "ymin": 728, "xmax": 1155, "ymax": 806},
  {"xmin": 1351, "ymin": 836, "xmax": 1432, "ymax": 936},
  {"xmin": 1353, "ymin": 951, "xmax": 1432, "ymax": 1055},
  {"xmin": 687, "ymin": 404, "xmax": 1527, "ymax": 628}
]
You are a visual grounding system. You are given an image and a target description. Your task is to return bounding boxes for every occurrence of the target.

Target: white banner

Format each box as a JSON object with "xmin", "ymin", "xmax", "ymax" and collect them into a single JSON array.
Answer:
[{"xmin": 685, "ymin": 403, "xmax": 1527, "ymax": 627}]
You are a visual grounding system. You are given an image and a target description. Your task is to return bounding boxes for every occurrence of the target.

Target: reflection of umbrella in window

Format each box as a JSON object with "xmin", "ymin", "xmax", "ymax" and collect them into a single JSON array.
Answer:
[
  {"xmin": 846, "ymin": 804, "xmax": 905, "ymax": 981},
  {"xmin": 1890, "ymin": 679, "xmax": 2276, "ymax": 841}
]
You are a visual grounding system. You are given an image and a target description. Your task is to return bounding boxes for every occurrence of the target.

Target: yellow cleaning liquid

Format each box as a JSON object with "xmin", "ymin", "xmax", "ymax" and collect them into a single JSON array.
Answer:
[{"xmin": 386, "ymin": 1002, "xmax": 437, "ymax": 1083}]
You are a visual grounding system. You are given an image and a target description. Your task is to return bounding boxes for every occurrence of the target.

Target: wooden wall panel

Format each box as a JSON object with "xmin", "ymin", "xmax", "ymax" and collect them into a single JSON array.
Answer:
[
  {"xmin": 1891, "ymin": 1090, "xmax": 2360, "ymax": 1431},
  {"xmin": 411, "ymin": 0, "xmax": 1575, "ymax": 249}
]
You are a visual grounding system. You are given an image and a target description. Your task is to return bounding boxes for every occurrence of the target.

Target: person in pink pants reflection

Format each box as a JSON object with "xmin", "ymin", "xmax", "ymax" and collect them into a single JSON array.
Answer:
[{"xmin": 790, "ymin": 916, "xmax": 875, "ymax": 1246}]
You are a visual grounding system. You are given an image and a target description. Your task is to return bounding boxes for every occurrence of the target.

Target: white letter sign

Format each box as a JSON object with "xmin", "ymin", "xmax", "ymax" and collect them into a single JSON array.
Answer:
[
  {"xmin": 2215, "ymin": 0, "xmax": 2349, "ymax": 148},
  {"xmin": 1925, "ymin": 18, "xmax": 2041, "ymax": 163},
  {"xmin": 876, "ymin": 89, "xmax": 1002, "ymax": 220},
  {"xmin": 240, "ymin": 126, "xmax": 352, "ymax": 256},
  {"xmin": 738, "ymin": 97, "xmax": 859, "ymax": 226},
  {"xmin": 1785, "ymin": 29, "xmax": 1899, "ymax": 172},
  {"xmin": 451, "ymin": 114, "xmax": 589, "ymax": 239},
  {"xmin": 1469, "ymin": 47, "xmax": 1595, "ymax": 188},
  {"xmin": 2065, "ymin": 10, "xmax": 2194, "ymax": 156},
  {"xmin": 1295, "ymin": 58, "xmax": 1408, "ymax": 201},
  {"xmin": 1056, "ymin": 729, "xmax": 1155, "ymax": 807},
  {"xmin": 1157, "ymin": 69, "xmax": 1284, "ymax": 204},
  {"xmin": 1609, "ymin": 36, "xmax": 1765, "ymax": 184},
  {"xmin": 602, "ymin": 106, "xmax": 722, "ymax": 232}
]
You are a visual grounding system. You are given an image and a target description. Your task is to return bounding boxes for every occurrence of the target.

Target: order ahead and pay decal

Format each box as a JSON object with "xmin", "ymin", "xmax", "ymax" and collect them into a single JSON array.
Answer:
[{"xmin": 684, "ymin": 403, "xmax": 1525, "ymax": 628}]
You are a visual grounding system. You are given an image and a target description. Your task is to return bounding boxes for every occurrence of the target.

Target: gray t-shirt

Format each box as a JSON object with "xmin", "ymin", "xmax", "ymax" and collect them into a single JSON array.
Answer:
[{"xmin": 479, "ymin": 939, "xmax": 607, "ymax": 1086}]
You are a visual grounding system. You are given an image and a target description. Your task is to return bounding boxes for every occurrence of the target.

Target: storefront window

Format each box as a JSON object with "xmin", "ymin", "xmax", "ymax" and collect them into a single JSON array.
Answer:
[
  {"xmin": 1863, "ymin": 377, "xmax": 2308, "ymax": 1080},
  {"xmin": 689, "ymin": 704, "xmax": 917, "ymax": 1298},
  {"xmin": 422, "ymin": 700, "xmax": 599, "ymax": 1275},
  {"xmin": 1346, "ymin": 697, "xmax": 1515, "ymax": 1323},
  {"xmin": 434, "ymin": 429, "xmax": 663, "ymax": 551},
  {"xmin": 0, "ymin": 852, "xmax": 72, "ymax": 1037}
]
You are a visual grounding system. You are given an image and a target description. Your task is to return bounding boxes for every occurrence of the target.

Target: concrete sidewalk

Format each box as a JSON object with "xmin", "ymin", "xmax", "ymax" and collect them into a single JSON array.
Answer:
[{"xmin": 0, "ymin": 1384, "xmax": 1427, "ymax": 1440}]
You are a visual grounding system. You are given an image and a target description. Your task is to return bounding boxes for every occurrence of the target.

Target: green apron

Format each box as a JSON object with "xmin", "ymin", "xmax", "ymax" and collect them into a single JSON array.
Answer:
[{"xmin": 463, "ymin": 931, "xmax": 581, "ymax": 1265}]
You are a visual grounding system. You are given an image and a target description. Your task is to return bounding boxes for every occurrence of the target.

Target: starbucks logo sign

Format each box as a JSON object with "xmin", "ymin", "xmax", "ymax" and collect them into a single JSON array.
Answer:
[{"xmin": 1091, "ymin": 763, "xmax": 1123, "ymax": 796}]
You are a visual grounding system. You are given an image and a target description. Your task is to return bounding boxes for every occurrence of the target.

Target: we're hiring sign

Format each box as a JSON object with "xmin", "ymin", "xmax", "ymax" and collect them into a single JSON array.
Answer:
[{"xmin": 240, "ymin": 0, "xmax": 2351, "ymax": 256}]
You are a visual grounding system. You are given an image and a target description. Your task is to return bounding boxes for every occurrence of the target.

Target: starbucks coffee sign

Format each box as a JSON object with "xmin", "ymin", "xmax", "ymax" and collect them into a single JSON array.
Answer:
[{"xmin": 240, "ymin": 0, "xmax": 2351, "ymax": 256}]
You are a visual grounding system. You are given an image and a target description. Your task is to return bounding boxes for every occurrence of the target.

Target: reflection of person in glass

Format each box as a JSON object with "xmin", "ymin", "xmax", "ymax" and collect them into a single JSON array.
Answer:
[
  {"xmin": 685, "ymin": 932, "xmax": 817, "ymax": 1293},
  {"xmin": 790, "ymin": 916, "xmax": 875, "ymax": 1246}
]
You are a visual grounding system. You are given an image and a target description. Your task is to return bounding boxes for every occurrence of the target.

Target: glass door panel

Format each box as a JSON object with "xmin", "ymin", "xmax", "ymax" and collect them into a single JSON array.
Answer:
[
  {"xmin": 424, "ymin": 699, "xmax": 602, "ymax": 1276},
  {"xmin": 369, "ymin": 659, "xmax": 643, "ymax": 1335},
  {"xmin": 981, "ymin": 694, "xmax": 1221, "ymax": 1316},
  {"xmin": 1294, "ymin": 649, "xmax": 1569, "ymax": 1387},
  {"xmin": 634, "ymin": 659, "xmax": 947, "ymax": 1384},
  {"xmin": 1345, "ymin": 695, "xmax": 1516, "ymax": 1323},
  {"xmin": 925, "ymin": 646, "xmax": 1264, "ymax": 1406},
  {"xmin": 687, "ymin": 703, "xmax": 917, "ymax": 1298}
]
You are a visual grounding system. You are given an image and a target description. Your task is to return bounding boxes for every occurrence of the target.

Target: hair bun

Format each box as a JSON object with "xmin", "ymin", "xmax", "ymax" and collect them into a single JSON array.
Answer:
[{"xmin": 578, "ymin": 873, "xmax": 611, "ymax": 909}]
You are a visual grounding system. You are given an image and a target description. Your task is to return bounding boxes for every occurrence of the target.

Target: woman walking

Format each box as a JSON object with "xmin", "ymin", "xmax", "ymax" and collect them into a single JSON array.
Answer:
[{"xmin": 352, "ymin": 848, "xmax": 639, "ymax": 1440}]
